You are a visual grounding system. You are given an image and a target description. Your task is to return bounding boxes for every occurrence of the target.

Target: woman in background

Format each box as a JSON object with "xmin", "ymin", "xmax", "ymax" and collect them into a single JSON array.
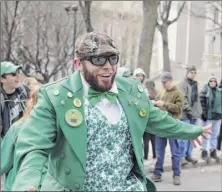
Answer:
[
  {"xmin": 0, "ymin": 85, "xmax": 46, "ymax": 191},
  {"xmin": 23, "ymin": 77, "xmax": 40, "ymax": 92},
  {"xmin": 143, "ymin": 79, "xmax": 157, "ymax": 160}
]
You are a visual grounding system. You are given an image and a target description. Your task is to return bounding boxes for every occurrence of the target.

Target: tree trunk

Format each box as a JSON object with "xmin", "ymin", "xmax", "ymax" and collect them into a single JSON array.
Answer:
[
  {"xmin": 5, "ymin": 1, "xmax": 20, "ymax": 61},
  {"xmin": 84, "ymin": 1, "xmax": 93, "ymax": 32},
  {"xmin": 160, "ymin": 25, "xmax": 171, "ymax": 72},
  {"xmin": 220, "ymin": 32, "xmax": 222, "ymax": 77},
  {"xmin": 137, "ymin": 0, "xmax": 158, "ymax": 78}
]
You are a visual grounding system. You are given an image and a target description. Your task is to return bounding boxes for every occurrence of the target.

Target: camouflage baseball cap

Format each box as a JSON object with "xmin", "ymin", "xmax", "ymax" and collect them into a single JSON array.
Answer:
[
  {"xmin": 75, "ymin": 32, "xmax": 119, "ymax": 59},
  {"xmin": 1, "ymin": 61, "xmax": 22, "ymax": 77}
]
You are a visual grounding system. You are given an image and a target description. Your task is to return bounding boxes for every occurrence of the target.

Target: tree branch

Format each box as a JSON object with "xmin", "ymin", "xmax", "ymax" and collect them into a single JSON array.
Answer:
[
  {"xmin": 165, "ymin": 0, "xmax": 172, "ymax": 20},
  {"xmin": 189, "ymin": 6, "xmax": 222, "ymax": 29},
  {"xmin": 168, "ymin": 1, "xmax": 186, "ymax": 25},
  {"xmin": 78, "ymin": 1, "xmax": 86, "ymax": 20}
]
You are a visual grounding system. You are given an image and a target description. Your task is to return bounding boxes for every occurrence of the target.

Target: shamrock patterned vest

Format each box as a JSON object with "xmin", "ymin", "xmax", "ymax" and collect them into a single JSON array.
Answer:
[{"xmin": 83, "ymin": 99, "xmax": 145, "ymax": 191}]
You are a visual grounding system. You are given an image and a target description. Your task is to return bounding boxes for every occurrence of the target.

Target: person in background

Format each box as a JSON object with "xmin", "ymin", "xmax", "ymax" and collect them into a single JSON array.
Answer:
[
  {"xmin": 200, "ymin": 76, "xmax": 222, "ymax": 162},
  {"xmin": 23, "ymin": 77, "xmax": 41, "ymax": 92},
  {"xmin": 133, "ymin": 68, "xmax": 148, "ymax": 96},
  {"xmin": 217, "ymin": 80, "xmax": 222, "ymax": 155},
  {"xmin": 179, "ymin": 66, "xmax": 202, "ymax": 166},
  {"xmin": 151, "ymin": 72, "xmax": 184, "ymax": 185},
  {"xmin": 0, "ymin": 61, "xmax": 29, "ymax": 138},
  {"xmin": 1, "ymin": 85, "xmax": 43, "ymax": 191},
  {"xmin": 143, "ymin": 79, "xmax": 157, "ymax": 160}
]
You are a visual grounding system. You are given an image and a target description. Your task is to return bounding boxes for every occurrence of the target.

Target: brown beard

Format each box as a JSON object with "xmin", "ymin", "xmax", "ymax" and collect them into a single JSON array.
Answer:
[{"xmin": 82, "ymin": 64, "xmax": 116, "ymax": 92}]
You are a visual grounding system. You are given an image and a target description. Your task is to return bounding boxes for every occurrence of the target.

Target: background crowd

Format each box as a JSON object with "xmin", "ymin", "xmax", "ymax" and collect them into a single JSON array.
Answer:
[{"xmin": 1, "ymin": 61, "xmax": 222, "ymax": 189}]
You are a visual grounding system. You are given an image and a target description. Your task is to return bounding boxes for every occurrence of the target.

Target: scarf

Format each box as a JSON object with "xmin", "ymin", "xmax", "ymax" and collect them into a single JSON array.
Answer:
[
  {"xmin": 206, "ymin": 86, "xmax": 222, "ymax": 119},
  {"xmin": 187, "ymin": 79, "xmax": 198, "ymax": 106}
]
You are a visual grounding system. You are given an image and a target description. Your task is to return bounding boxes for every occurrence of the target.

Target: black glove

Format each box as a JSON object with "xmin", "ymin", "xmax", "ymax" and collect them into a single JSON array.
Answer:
[{"xmin": 201, "ymin": 113, "xmax": 207, "ymax": 122}]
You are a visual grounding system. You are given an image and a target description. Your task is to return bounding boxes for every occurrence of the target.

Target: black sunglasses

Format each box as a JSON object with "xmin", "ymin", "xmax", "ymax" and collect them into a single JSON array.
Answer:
[
  {"xmin": 210, "ymin": 80, "xmax": 216, "ymax": 82},
  {"xmin": 82, "ymin": 55, "xmax": 119, "ymax": 66}
]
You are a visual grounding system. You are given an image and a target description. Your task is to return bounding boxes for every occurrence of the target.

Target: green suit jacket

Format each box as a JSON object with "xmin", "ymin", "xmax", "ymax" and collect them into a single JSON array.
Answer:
[
  {"xmin": 1, "ymin": 122, "xmax": 48, "ymax": 191},
  {"xmin": 12, "ymin": 71, "xmax": 203, "ymax": 191}
]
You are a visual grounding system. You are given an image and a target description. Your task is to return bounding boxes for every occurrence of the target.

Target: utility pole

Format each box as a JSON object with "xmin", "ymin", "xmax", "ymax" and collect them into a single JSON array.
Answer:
[{"xmin": 65, "ymin": 4, "xmax": 78, "ymax": 73}]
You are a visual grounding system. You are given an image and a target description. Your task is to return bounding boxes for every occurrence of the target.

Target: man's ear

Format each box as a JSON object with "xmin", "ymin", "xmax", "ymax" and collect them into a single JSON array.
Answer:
[
  {"xmin": 74, "ymin": 58, "xmax": 82, "ymax": 71},
  {"xmin": 1, "ymin": 77, "xmax": 5, "ymax": 83}
]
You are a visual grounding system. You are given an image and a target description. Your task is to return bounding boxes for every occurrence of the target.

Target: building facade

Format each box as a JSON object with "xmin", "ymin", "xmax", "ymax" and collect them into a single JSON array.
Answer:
[{"xmin": 203, "ymin": 1, "xmax": 222, "ymax": 77}]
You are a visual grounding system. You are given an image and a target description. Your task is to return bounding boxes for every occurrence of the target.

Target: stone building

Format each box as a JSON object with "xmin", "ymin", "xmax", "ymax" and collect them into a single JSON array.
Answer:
[{"xmin": 202, "ymin": 1, "xmax": 222, "ymax": 78}]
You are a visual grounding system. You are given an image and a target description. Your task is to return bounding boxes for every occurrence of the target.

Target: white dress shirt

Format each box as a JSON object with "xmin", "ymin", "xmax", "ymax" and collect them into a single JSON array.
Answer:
[{"xmin": 80, "ymin": 73, "xmax": 122, "ymax": 125}]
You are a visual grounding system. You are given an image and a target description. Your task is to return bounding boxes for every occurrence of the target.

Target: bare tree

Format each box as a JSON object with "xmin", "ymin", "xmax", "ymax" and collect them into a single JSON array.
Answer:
[
  {"xmin": 190, "ymin": 1, "xmax": 222, "ymax": 29},
  {"xmin": 78, "ymin": 1, "xmax": 94, "ymax": 32},
  {"xmin": 157, "ymin": 1, "xmax": 186, "ymax": 72},
  {"xmin": 137, "ymin": 0, "xmax": 158, "ymax": 78},
  {"xmin": 1, "ymin": 1, "xmax": 29, "ymax": 61},
  {"xmin": 2, "ymin": 2, "xmax": 86, "ymax": 83}
]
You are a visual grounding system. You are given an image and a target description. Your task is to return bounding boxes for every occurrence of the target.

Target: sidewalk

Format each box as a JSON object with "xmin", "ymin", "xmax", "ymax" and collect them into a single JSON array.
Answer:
[{"xmin": 144, "ymin": 142, "xmax": 221, "ymax": 173}]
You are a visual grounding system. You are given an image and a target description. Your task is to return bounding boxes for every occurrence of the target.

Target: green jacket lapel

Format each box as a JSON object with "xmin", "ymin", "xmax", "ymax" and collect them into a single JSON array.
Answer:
[
  {"xmin": 58, "ymin": 71, "xmax": 87, "ymax": 171},
  {"xmin": 116, "ymin": 78, "xmax": 145, "ymax": 165}
]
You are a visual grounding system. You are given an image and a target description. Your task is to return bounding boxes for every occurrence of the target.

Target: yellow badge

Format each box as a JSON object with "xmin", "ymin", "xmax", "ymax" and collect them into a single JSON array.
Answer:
[
  {"xmin": 139, "ymin": 108, "xmax": 147, "ymax": 117},
  {"xmin": 137, "ymin": 84, "xmax": 144, "ymax": 93},
  {"xmin": 65, "ymin": 109, "xmax": 83, "ymax": 127},
  {"xmin": 67, "ymin": 92, "xmax": 73, "ymax": 98},
  {"xmin": 54, "ymin": 90, "xmax": 60, "ymax": 96},
  {"xmin": 73, "ymin": 98, "xmax": 82, "ymax": 108}
]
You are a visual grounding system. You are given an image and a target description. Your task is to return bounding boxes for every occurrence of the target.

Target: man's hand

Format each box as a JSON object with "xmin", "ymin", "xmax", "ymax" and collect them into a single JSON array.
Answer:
[
  {"xmin": 191, "ymin": 124, "xmax": 212, "ymax": 148},
  {"xmin": 27, "ymin": 186, "xmax": 36, "ymax": 192},
  {"xmin": 154, "ymin": 100, "xmax": 164, "ymax": 107}
]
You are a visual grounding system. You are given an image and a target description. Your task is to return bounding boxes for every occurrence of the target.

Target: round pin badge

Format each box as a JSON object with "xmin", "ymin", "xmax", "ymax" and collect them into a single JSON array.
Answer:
[
  {"xmin": 73, "ymin": 98, "xmax": 82, "ymax": 108},
  {"xmin": 67, "ymin": 92, "xmax": 73, "ymax": 98},
  {"xmin": 65, "ymin": 109, "xmax": 83, "ymax": 127},
  {"xmin": 139, "ymin": 108, "xmax": 147, "ymax": 117},
  {"xmin": 137, "ymin": 84, "xmax": 144, "ymax": 93},
  {"xmin": 54, "ymin": 90, "xmax": 60, "ymax": 96}
]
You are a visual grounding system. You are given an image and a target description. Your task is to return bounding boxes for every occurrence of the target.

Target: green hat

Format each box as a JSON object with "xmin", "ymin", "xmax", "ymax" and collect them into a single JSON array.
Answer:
[
  {"xmin": 75, "ymin": 32, "xmax": 119, "ymax": 59},
  {"xmin": 1, "ymin": 61, "xmax": 22, "ymax": 77}
]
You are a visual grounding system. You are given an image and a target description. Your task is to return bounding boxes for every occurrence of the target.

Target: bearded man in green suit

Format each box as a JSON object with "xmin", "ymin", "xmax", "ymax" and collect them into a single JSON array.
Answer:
[{"xmin": 12, "ymin": 32, "xmax": 211, "ymax": 192}]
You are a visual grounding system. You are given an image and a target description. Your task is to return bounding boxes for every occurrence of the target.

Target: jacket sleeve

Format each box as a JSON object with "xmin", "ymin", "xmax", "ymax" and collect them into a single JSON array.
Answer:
[
  {"xmin": 163, "ymin": 91, "xmax": 184, "ymax": 115},
  {"xmin": 200, "ymin": 85, "xmax": 207, "ymax": 115},
  {"xmin": 179, "ymin": 81, "xmax": 192, "ymax": 117},
  {"xmin": 12, "ymin": 88, "xmax": 57, "ymax": 191},
  {"xmin": 1, "ymin": 126, "xmax": 15, "ymax": 174},
  {"xmin": 145, "ymin": 99, "xmax": 203, "ymax": 140}
]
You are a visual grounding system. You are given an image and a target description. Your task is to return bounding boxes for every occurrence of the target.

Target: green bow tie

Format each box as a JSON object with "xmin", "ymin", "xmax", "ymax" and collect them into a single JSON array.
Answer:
[{"xmin": 87, "ymin": 87, "xmax": 118, "ymax": 105}]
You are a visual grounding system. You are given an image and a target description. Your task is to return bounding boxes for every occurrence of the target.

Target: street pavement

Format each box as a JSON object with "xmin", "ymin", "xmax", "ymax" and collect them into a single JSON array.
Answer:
[
  {"xmin": 146, "ymin": 164, "xmax": 222, "ymax": 191},
  {"xmin": 144, "ymin": 141, "xmax": 221, "ymax": 173},
  {"xmin": 1, "ymin": 143, "xmax": 221, "ymax": 191}
]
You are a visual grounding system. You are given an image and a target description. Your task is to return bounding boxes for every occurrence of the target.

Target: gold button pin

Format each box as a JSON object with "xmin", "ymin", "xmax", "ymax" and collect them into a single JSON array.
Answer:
[
  {"xmin": 67, "ymin": 92, "xmax": 73, "ymax": 98},
  {"xmin": 65, "ymin": 109, "xmax": 83, "ymax": 127},
  {"xmin": 73, "ymin": 98, "xmax": 82, "ymax": 108},
  {"xmin": 139, "ymin": 108, "xmax": 147, "ymax": 117}
]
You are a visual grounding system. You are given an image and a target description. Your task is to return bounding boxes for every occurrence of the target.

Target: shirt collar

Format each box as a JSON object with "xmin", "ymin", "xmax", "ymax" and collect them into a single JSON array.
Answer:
[{"xmin": 80, "ymin": 72, "xmax": 118, "ymax": 97}]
